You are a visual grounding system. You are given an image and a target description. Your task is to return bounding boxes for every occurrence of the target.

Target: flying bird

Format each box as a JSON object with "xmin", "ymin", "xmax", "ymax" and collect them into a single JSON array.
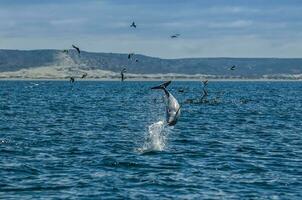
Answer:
[
  {"xmin": 128, "ymin": 53, "xmax": 134, "ymax": 59},
  {"xmin": 202, "ymin": 80, "xmax": 208, "ymax": 86},
  {"xmin": 170, "ymin": 34, "xmax": 180, "ymax": 38},
  {"xmin": 72, "ymin": 45, "xmax": 80, "ymax": 54},
  {"xmin": 81, "ymin": 73, "xmax": 88, "ymax": 79},
  {"xmin": 200, "ymin": 80, "xmax": 208, "ymax": 101},
  {"xmin": 135, "ymin": 59, "xmax": 139, "ymax": 62},
  {"xmin": 70, "ymin": 77, "xmax": 75, "ymax": 83},
  {"xmin": 130, "ymin": 21, "xmax": 137, "ymax": 28},
  {"xmin": 63, "ymin": 49, "xmax": 69, "ymax": 54},
  {"xmin": 202, "ymin": 89, "xmax": 208, "ymax": 99},
  {"xmin": 121, "ymin": 68, "xmax": 127, "ymax": 82},
  {"xmin": 229, "ymin": 65, "xmax": 236, "ymax": 70}
]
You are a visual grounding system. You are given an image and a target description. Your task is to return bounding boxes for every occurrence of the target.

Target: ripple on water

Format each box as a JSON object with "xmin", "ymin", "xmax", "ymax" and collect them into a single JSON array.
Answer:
[{"xmin": 0, "ymin": 81, "xmax": 302, "ymax": 199}]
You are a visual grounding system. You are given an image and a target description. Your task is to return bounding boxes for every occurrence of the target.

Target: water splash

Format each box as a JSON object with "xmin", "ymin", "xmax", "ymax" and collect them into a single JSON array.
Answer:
[{"xmin": 138, "ymin": 120, "xmax": 170, "ymax": 153}]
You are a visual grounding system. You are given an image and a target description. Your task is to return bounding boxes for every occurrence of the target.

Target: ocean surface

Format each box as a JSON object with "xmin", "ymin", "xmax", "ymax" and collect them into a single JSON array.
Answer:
[{"xmin": 0, "ymin": 80, "xmax": 302, "ymax": 199}]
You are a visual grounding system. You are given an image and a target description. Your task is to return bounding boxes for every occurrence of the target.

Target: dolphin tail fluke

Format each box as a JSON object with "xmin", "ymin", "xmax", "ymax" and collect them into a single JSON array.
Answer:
[{"xmin": 151, "ymin": 81, "xmax": 172, "ymax": 90}]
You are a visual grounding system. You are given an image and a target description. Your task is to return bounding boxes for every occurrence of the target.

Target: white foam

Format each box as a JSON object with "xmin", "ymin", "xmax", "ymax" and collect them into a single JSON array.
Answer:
[{"xmin": 138, "ymin": 120, "xmax": 171, "ymax": 153}]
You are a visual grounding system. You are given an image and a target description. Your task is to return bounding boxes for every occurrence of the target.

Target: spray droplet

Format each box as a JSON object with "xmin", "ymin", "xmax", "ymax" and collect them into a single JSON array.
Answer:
[{"xmin": 138, "ymin": 120, "xmax": 168, "ymax": 153}]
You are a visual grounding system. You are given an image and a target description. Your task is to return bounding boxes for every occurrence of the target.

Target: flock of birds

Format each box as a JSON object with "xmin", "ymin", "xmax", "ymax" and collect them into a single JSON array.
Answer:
[
  {"xmin": 60, "ymin": 21, "xmax": 239, "ymax": 125},
  {"xmin": 62, "ymin": 21, "xmax": 237, "ymax": 84}
]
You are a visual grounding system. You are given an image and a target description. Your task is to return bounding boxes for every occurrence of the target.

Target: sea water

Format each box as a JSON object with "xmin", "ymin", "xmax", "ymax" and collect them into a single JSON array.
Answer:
[{"xmin": 0, "ymin": 81, "xmax": 302, "ymax": 199}]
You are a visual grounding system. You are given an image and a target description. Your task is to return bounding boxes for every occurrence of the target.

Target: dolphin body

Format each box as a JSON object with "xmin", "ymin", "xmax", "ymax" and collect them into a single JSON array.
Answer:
[{"xmin": 151, "ymin": 81, "xmax": 181, "ymax": 126}]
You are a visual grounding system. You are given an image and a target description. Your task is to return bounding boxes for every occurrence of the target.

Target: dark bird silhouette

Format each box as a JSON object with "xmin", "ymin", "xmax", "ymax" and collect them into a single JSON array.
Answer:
[
  {"xmin": 70, "ymin": 77, "xmax": 75, "ymax": 83},
  {"xmin": 230, "ymin": 65, "xmax": 236, "ymax": 70},
  {"xmin": 135, "ymin": 59, "xmax": 139, "ymax": 62},
  {"xmin": 130, "ymin": 21, "xmax": 137, "ymax": 28},
  {"xmin": 72, "ymin": 45, "xmax": 80, "ymax": 54},
  {"xmin": 81, "ymin": 73, "xmax": 88, "ymax": 79},
  {"xmin": 63, "ymin": 49, "xmax": 69, "ymax": 54},
  {"xmin": 201, "ymin": 80, "xmax": 208, "ymax": 101},
  {"xmin": 202, "ymin": 88, "xmax": 208, "ymax": 98},
  {"xmin": 128, "ymin": 53, "xmax": 134, "ymax": 59},
  {"xmin": 170, "ymin": 34, "xmax": 180, "ymax": 38},
  {"xmin": 202, "ymin": 79, "xmax": 208, "ymax": 86},
  {"xmin": 121, "ymin": 68, "xmax": 127, "ymax": 82}
]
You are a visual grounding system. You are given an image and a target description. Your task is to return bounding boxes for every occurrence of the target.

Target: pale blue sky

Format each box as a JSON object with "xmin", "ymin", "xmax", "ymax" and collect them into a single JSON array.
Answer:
[{"xmin": 1, "ymin": 0, "xmax": 302, "ymax": 58}]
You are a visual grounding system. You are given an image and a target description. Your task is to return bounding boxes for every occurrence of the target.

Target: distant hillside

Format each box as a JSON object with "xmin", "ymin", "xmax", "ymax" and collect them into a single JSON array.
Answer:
[{"xmin": 0, "ymin": 49, "xmax": 302, "ymax": 79}]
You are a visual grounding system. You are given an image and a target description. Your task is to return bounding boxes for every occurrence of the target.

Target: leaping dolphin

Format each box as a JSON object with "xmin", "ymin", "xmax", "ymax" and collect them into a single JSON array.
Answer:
[{"xmin": 151, "ymin": 81, "xmax": 181, "ymax": 126}]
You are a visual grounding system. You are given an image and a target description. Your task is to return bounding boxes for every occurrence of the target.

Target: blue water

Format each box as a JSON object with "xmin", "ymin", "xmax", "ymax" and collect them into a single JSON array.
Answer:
[{"xmin": 0, "ymin": 81, "xmax": 302, "ymax": 199}]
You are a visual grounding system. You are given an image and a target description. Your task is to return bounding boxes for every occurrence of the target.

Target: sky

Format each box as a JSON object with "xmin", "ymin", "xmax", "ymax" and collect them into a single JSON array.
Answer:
[{"xmin": 0, "ymin": 0, "xmax": 302, "ymax": 58}]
